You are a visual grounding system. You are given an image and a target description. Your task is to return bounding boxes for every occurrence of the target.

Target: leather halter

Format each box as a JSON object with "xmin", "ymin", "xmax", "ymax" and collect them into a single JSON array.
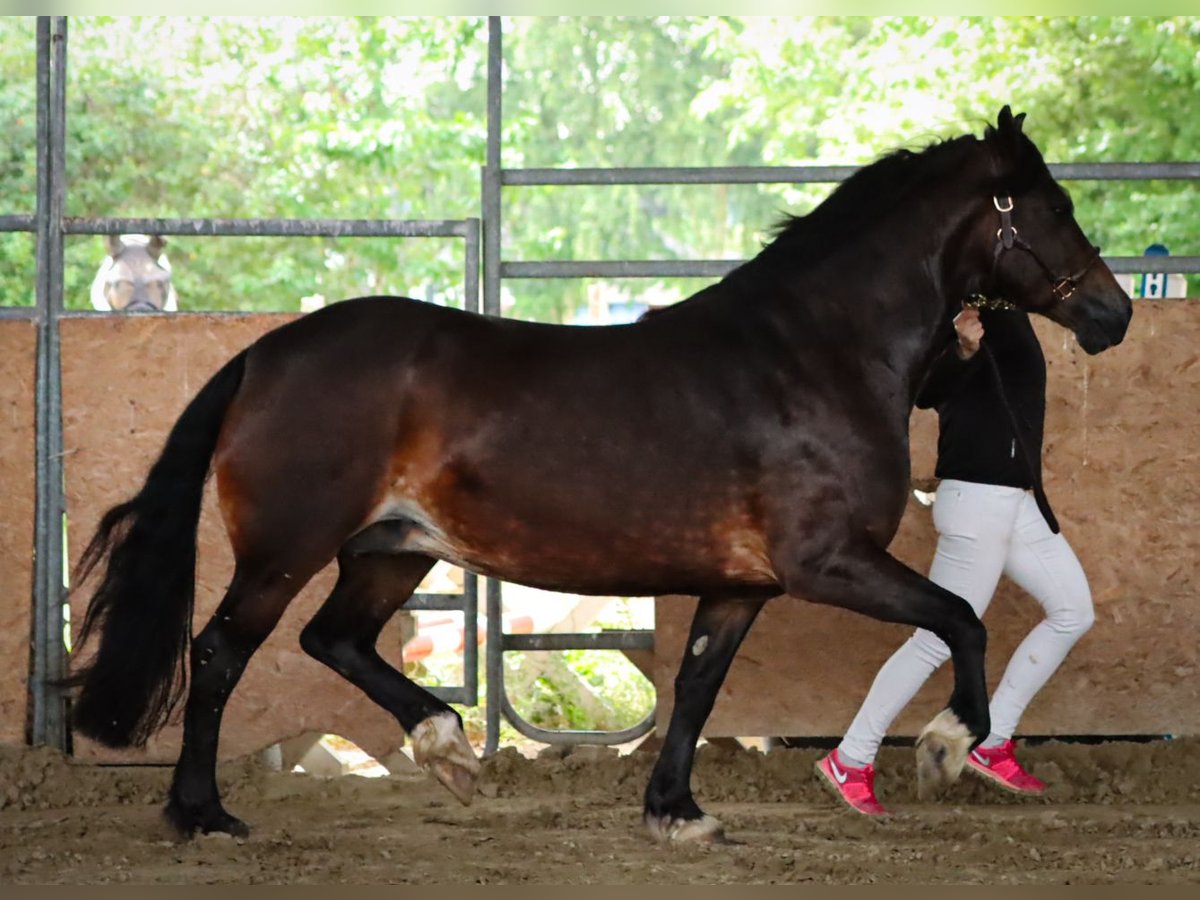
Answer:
[{"xmin": 992, "ymin": 194, "xmax": 1101, "ymax": 305}]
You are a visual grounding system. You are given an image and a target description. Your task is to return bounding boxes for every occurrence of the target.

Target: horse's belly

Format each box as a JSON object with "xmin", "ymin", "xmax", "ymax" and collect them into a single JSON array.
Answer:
[{"xmin": 391, "ymin": 504, "xmax": 777, "ymax": 596}]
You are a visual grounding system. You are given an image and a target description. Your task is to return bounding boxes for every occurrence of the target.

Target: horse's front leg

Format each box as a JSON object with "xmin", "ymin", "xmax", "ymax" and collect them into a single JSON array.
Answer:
[
  {"xmin": 781, "ymin": 542, "xmax": 991, "ymax": 797},
  {"xmin": 644, "ymin": 595, "xmax": 766, "ymax": 844}
]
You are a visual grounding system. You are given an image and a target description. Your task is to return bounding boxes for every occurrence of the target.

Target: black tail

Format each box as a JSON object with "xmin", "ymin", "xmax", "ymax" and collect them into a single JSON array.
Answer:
[{"xmin": 65, "ymin": 350, "xmax": 248, "ymax": 748}]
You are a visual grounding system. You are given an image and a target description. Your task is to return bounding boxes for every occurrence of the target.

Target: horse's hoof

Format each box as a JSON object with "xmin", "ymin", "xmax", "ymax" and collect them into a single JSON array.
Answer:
[
  {"xmin": 429, "ymin": 757, "xmax": 479, "ymax": 806},
  {"xmin": 163, "ymin": 799, "xmax": 251, "ymax": 840},
  {"xmin": 645, "ymin": 813, "xmax": 727, "ymax": 845},
  {"xmin": 915, "ymin": 708, "xmax": 972, "ymax": 800},
  {"xmin": 412, "ymin": 712, "xmax": 480, "ymax": 806},
  {"xmin": 206, "ymin": 813, "xmax": 251, "ymax": 839}
]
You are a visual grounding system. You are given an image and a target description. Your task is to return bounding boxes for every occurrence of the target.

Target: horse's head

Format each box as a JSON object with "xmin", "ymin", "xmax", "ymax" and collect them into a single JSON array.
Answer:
[
  {"xmin": 92, "ymin": 234, "xmax": 176, "ymax": 312},
  {"xmin": 974, "ymin": 106, "xmax": 1131, "ymax": 354}
]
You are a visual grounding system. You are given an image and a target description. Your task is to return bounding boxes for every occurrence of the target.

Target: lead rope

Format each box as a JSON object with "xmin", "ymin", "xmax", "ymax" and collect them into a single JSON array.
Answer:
[{"xmin": 980, "ymin": 343, "xmax": 1060, "ymax": 534}]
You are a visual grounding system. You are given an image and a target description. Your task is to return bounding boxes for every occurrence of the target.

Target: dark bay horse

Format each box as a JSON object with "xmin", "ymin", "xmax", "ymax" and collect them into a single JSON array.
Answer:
[{"xmin": 68, "ymin": 107, "xmax": 1130, "ymax": 844}]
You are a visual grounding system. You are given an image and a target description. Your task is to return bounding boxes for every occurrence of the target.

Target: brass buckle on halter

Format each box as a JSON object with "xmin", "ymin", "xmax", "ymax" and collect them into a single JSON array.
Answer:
[
  {"xmin": 1051, "ymin": 278, "xmax": 1077, "ymax": 302},
  {"xmin": 993, "ymin": 195, "xmax": 1016, "ymax": 249}
]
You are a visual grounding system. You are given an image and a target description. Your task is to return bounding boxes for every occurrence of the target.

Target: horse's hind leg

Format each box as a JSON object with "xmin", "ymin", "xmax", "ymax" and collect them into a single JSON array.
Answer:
[
  {"xmin": 299, "ymin": 544, "xmax": 480, "ymax": 804},
  {"xmin": 644, "ymin": 595, "xmax": 766, "ymax": 844},
  {"xmin": 166, "ymin": 564, "xmax": 311, "ymax": 838}
]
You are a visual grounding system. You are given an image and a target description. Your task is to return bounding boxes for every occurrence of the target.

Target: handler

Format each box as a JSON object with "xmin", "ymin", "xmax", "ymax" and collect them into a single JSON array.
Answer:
[{"xmin": 816, "ymin": 302, "xmax": 1095, "ymax": 815}]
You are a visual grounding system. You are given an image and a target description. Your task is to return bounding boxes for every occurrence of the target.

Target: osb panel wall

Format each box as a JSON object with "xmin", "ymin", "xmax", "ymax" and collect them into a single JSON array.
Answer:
[
  {"xmin": 657, "ymin": 301, "xmax": 1200, "ymax": 737},
  {"xmin": 62, "ymin": 315, "xmax": 407, "ymax": 763},
  {"xmin": 0, "ymin": 321, "xmax": 36, "ymax": 746}
]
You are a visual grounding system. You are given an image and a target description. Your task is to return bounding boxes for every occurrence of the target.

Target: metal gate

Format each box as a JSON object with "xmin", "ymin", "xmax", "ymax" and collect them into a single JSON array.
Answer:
[
  {"xmin": 6, "ymin": 18, "xmax": 479, "ymax": 751},
  {"xmin": 475, "ymin": 15, "xmax": 1200, "ymax": 753}
]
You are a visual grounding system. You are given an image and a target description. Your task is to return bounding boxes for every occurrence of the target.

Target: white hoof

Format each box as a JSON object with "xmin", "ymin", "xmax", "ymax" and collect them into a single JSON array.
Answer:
[
  {"xmin": 411, "ymin": 712, "xmax": 480, "ymax": 806},
  {"xmin": 915, "ymin": 707, "xmax": 972, "ymax": 799},
  {"xmin": 645, "ymin": 813, "xmax": 726, "ymax": 845}
]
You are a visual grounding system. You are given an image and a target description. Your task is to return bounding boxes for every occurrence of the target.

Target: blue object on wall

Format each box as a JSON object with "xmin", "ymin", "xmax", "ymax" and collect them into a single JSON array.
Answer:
[{"xmin": 1140, "ymin": 243, "xmax": 1170, "ymax": 298}]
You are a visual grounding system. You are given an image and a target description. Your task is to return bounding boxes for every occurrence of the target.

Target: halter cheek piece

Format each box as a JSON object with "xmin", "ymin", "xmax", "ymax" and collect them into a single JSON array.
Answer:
[
  {"xmin": 991, "ymin": 194, "xmax": 1101, "ymax": 305},
  {"xmin": 971, "ymin": 194, "xmax": 1082, "ymax": 536}
]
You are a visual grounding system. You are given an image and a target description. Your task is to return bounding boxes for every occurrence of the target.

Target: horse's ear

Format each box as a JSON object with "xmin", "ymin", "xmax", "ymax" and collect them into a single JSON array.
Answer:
[
  {"xmin": 148, "ymin": 235, "xmax": 167, "ymax": 259},
  {"xmin": 987, "ymin": 105, "xmax": 1028, "ymax": 166},
  {"xmin": 105, "ymin": 234, "xmax": 123, "ymax": 259},
  {"xmin": 995, "ymin": 106, "xmax": 1027, "ymax": 136}
]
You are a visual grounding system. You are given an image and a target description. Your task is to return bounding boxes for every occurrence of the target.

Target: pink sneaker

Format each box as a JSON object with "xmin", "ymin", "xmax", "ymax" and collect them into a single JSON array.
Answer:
[
  {"xmin": 966, "ymin": 740, "xmax": 1046, "ymax": 795},
  {"xmin": 815, "ymin": 749, "xmax": 888, "ymax": 816}
]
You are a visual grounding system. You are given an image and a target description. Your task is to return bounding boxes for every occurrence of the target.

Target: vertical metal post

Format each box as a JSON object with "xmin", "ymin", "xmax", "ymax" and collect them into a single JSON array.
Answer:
[
  {"xmin": 483, "ymin": 16, "xmax": 502, "ymax": 320},
  {"xmin": 482, "ymin": 15, "xmax": 504, "ymax": 756},
  {"xmin": 31, "ymin": 16, "xmax": 68, "ymax": 750},
  {"xmin": 464, "ymin": 217, "xmax": 480, "ymax": 316},
  {"xmin": 461, "ymin": 217, "xmax": 481, "ymax": 708},
  {"xmin": 459, "ymin": 573, "xmax": 479, "ymax": 709},
  {"xmin": 484, "ymin": 571, "xmax": 504, "ymax": 754}
]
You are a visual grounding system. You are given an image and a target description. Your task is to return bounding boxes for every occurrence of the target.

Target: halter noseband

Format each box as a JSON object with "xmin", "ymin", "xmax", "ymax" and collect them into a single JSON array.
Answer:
[{"xmin": 992, "ymin": 194, "xmax": 1101, "ymax": 305}]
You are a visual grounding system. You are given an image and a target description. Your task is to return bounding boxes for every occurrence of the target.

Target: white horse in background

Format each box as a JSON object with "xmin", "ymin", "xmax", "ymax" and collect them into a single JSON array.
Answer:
[{"xmin": 90, "ymin": 234, "xmax": 178, "ymax": 312}]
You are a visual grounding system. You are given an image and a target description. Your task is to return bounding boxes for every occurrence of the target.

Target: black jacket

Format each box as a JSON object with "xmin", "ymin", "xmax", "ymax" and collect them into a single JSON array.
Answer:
[{"xmin": 916, "ymin": 309, "xmax": 1056, "ymax": 529}]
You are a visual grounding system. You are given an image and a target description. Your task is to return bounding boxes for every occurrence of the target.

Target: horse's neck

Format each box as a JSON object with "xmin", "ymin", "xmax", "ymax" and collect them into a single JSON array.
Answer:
[
  {"xmin": 773, "ymin": 187, "xmax": 983, "ymax": 400},
  {"xmin": 725, "ymin": 247, "xmax": 952, "ymax": 401}
]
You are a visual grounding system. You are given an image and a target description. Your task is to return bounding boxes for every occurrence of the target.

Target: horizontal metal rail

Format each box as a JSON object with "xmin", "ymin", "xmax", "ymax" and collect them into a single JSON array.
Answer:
[
  {"xmin": 407, "ymin": 593, "xmax": 476, "ymax": 612},
  {"xmin": 504, "ymin": 161, "xmax": 1200, "ymax": 187},
  {"xmin": 1094, "ymin": 257, "xmax": 1200, "ymax": 275},
  {"xmin": 505, "ymin": 256, "xmax": 1200, "ymax": 279},
  {"xmin": 504, "ymin": 630, "xmax": 655, "ymax": 652},
  {"xmin": 61, "ymin": 217, "xmax": 472, "ymax": 239},
  {"xmin": 3, "ymin": 215, "xmax": 474, "ymax": 238},
  {"xmin": 429, "ymin": 686, "xmax": 475, "ymax": 705},
  {"xmin": 500, "ymin": 692, "xmax": 656, "ymax": 747},
  {"xmin": 1051, "ymin": 162, "xmax": 1200, "ymax": 180},
  {"xmin": 506, "ymin": 166, "xmax": 859, "ymax": 186},
  {"xmin": 504, "ymin": 260, "xmax": 735, "ymax": 279},
  {"xmin": 0, "ymin": 214, "xmax": 36, "ymax": 232}
]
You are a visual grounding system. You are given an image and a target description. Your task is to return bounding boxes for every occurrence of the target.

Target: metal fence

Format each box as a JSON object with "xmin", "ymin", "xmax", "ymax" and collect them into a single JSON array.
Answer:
[
  {"xmin": 7, "ymin": 18, "xmax": 480, "ymax": 751},
  {"xmin": 9, "ymin": 15, "xmax": 1200, "ymax": 757},
  {"xmin": 476, "ymin": 16, "xmax": 1200, "ymax": 753}
]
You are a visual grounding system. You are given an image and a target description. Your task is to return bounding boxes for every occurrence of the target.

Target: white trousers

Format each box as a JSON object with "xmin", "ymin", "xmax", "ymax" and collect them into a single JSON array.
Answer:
[{"xmin": 839, "ymin": 479, "xmax": 1094, "ymax": 766}]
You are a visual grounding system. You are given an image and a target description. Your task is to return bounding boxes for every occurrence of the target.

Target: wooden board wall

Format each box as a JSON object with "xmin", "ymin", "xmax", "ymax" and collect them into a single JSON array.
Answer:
[
  {"xmin": 62, "ymin": 314, "xmax": 408, "ymax": 763},
  {"xmin": 0, "ymin": 320, "xmax": 36, "ymax": 746},
  {"xmin": 11, "ymin": 301, "xmax": 1199, "ymax": 754},
  {"xmin": 656, "ymin": 301, "xmax": 1200, "ymax": 738}
]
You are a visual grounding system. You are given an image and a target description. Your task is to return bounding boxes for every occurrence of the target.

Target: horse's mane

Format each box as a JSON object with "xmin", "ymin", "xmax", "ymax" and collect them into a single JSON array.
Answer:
[
  {"xmin": 640, "ymin": 119, "xmax": 1045, "ymax": 322},
  {"xmin": 758, "ymin": 134, "xmax": 983, "ymax": 267},
  {"xmin": 636, "ymin": 138, "xmax": 980, "ymax": 325}
]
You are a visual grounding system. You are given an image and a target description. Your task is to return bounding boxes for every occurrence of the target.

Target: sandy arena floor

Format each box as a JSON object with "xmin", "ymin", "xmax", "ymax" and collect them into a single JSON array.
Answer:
[{"xmin": 2, "ymin": 738, "xmax": 1199, "ymax": 884}]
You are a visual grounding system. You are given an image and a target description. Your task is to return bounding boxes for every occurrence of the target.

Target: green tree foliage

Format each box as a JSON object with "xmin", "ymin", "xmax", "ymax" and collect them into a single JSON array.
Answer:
[
  {"xmin": 0, "ymin": 17, "xmax": 37, "ymax": 307},
  {"xmin": 0, "ymin": 16, "xmax": 1195, "ymax": 318}
]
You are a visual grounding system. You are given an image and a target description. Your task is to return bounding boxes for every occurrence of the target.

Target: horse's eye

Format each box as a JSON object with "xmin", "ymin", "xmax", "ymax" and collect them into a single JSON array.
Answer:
[{"xmin": 1053, "ymin": 205, "xmax": 1073, "ymax": 217}]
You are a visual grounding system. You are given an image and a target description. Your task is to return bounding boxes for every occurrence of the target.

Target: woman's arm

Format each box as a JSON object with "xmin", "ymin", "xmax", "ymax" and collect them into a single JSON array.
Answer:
[{"xmin": 915, "ymin": 308, "xmax": 985, "ymax": 409}]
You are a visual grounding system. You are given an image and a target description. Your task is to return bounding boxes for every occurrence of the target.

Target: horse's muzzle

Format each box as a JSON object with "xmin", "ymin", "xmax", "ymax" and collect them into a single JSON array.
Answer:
[
  {"xmin": 124, "ymin": 298, "xmax": 164, "ymax": 313},
  {"xmin": 1073, "ymin": 292, "xmax": 1133, "ymax": 355}
]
